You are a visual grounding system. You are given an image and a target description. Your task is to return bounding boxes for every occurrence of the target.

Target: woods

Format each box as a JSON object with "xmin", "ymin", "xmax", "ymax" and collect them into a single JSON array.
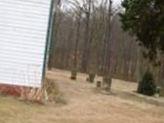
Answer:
[
  {"xmin": 48, "ymin": 0, "xmax": 164, "ymax": 90},
  {"xmin": 48, "ymin": 0, "xmax": 138, "ymax": 79}
]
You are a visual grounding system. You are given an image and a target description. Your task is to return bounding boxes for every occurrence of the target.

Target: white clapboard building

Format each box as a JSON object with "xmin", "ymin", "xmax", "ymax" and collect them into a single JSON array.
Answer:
[{"xmin": 0, "ymin": 0, "xmax": 53, "ymax": 88}]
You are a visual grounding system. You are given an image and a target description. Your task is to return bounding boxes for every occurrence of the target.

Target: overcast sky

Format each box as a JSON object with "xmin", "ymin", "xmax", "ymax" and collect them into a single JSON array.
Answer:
[
  {"xmin": 76, "ymin": 0, "xmax": 122, "ymax": 5},
  {"xmin": 62, "ymin": 0, "xmax": 122, "ymax": 11},
  {"xmin": 112, "ymin": 0, "xmax": 122, "ymax": 6}
]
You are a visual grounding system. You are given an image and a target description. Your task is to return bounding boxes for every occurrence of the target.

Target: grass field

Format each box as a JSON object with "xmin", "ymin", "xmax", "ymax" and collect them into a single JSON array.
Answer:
[{"xmin": 0, "ymin": 69, "xmax": 164, "ymax": 123}]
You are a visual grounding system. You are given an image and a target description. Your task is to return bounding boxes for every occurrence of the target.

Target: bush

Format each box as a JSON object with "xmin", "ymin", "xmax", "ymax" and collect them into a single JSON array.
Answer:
[{"xmin": 137, "ymin": 71, "xmax": 156, "ymax": 96}]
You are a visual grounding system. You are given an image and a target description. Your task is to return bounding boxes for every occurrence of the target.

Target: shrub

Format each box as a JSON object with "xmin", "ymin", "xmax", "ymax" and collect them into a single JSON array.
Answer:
[{"xmin": 137, "ymin": 71, "xmax": 156, "ymax": 96}]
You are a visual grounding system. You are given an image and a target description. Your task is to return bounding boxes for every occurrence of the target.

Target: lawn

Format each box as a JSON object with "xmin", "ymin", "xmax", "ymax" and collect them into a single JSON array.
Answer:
[{"xmin": 0, "ymin": 69, "xmax": 164, "ymax": 123}]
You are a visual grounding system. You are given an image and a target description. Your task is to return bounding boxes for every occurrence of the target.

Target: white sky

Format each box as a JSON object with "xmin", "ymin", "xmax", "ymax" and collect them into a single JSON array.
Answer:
[
  {"xmin": 78, "ymin": 0, "xmax": 122, "ymax": 5},
  {"xmin": 62, "ymin": 0, "xmax": 122, "ymax": 11},
  {"xmin": 112, "ymin": 0, "xmax": 122, "ymax": 6}
]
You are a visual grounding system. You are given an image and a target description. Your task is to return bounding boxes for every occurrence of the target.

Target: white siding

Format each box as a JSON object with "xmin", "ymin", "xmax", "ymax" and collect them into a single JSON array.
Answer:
[{"xmin": 0, "ymin": 0, "xmax": 51, "ymax": 87}]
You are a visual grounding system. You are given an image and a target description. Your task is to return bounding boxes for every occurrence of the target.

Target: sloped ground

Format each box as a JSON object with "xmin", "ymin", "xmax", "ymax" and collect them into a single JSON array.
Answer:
[{"xmin": 0, "ymin": 69, "xmax": 164, "ymax": 123}]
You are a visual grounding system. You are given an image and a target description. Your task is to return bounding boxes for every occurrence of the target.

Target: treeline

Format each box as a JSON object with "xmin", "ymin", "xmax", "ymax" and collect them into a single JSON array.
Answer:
[{"xmin": 48, "ymin": 0, "xmax": 164, "ymax": 84}]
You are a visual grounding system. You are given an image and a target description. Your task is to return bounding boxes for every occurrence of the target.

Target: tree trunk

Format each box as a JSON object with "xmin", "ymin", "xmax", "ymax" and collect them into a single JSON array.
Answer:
[
  {"xmin": 81, "ymin": 0, "xmax": 92, "ymax": 73},
  {"xmin": 102, "ymin": 0, "xmax": 113, "ymax": 91},
  {"xmin": 71, "ymin": 11, "xmax": 82, "ymax": 80}
]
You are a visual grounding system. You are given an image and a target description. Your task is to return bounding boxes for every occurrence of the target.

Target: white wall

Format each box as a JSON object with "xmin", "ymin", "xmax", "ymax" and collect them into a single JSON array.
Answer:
[{"xmin": 0, "ymin": 0, "xmax": 51, "ymax": 87}]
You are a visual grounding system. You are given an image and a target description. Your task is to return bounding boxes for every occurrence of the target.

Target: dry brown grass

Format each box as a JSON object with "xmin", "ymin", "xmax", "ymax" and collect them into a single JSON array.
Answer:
[{"xmin": 0, "ymin": 69, "xmax": 164, "ymax": 123}]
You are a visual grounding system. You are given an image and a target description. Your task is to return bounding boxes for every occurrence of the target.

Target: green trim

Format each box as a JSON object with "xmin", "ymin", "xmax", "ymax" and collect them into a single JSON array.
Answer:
[{"xmin": 41, "ymin": 0, "xmax": 54, "ymax": 87}]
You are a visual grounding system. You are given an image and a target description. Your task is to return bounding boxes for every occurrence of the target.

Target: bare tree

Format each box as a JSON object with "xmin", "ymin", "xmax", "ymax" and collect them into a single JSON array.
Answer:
[
  {"xmin": 81, "ymin": 0, "xmax": 92, "ymax": 73},
  {"xmin": 71, "ymin": 6, "xmax": 82, "ymax": 80},
  {"xmin": 101, "ymin": 0, "xmax": 113, "ymax": 91}
]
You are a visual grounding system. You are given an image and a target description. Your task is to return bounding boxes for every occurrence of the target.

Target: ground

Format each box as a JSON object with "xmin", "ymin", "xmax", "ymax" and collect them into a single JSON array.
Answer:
[{"xmin": 0, "ymin": 69, "xmax": 164, "ymax": 123}]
